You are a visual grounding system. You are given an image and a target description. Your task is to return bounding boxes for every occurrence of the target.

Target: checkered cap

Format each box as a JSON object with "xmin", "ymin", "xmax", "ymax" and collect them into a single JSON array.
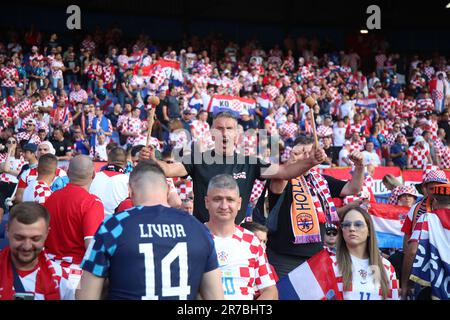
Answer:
[
  {"xmin": 397, "ymin": 185, "xmax": 419, "ymax": 198},
  {"xmin": 423, "ymin": 165, "xmax": 448, "ymax": 184}
]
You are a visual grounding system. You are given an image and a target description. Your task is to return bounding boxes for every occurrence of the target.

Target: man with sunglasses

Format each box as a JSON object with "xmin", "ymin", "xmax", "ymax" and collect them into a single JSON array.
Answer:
[
  {"xmin": 324, "ymin": 223, "xmax": 338, "ymax": 250},
  {"xmin": 17, "ymin": 118, "xmax": 40, "ymax": 144}
]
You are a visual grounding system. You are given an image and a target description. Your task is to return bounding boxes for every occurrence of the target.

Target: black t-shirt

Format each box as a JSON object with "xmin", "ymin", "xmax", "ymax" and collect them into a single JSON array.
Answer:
[
  {"xmin": 324, "ymin": 146, "xmax": 339, "ymax": 165},
  {"xmin": 267, "ymin": 175, "xmax": 346, "ymax": 258},
  {"xmin": 166, "ymin": 96, "xmax": 180, "ymax": 119},
  {"xmin": 51, "ymin": 138, "xmax": 72, "ymax": 157},
  {"xmin": 182, "ymin": 149, "xmax": 270, "ymax": 224}
]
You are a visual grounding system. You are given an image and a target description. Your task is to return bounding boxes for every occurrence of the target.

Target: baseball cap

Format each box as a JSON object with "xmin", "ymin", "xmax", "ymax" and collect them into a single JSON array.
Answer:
[
  {"xmin": 26, "ymin": 119, "xmax": 37, "ymax": 125},
  {"xmin": 325, "ymin": 223, "xmax": 337, "ymax": 232},
  {"xmin": 23, "ymin": 143, "xmax": 38, "ymax": 153},
  {"xmin": 433, "ymin": 184, "xmax": 450, "ymax": 196},
  {"xmin": 413, "ymin": 136, "xmax": 425, "ymax": 144}
]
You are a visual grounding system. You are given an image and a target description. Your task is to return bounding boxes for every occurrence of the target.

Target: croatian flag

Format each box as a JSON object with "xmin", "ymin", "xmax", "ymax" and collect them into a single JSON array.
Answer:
[
  {"xmin": 256, "ymin": 97, "xmax": 272, "ymax": 117},
  {"xmin": 207, "ymin": 95, "xmax": 244, "ymax": 117},
  {"xmin": 137, "ymin": 60, "xmax": 184, "ymax": 87},
  {"xmin": 410, "ymin": 209, "xmax": 450, "ymax": 300},
  {"xmin": 369, "ymin": 203, "xmax": 410, "ymax": 249},
  {"xmin": 277, "ymin": 249, "xmax": 343, "ymax": 300},
  {"xmin": 355, "ymin": 98, "xmax": 377, "ymax": 110},
  {"xmin": 239, "ymin": 97, "xmax": 257, "ymax": 115}
]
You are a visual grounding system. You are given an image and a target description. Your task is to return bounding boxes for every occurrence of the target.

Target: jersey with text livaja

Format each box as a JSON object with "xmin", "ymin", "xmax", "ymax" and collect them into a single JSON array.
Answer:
[{"xmin": 81, "ymin": 205, "xmax": 218, "ymax": 300}]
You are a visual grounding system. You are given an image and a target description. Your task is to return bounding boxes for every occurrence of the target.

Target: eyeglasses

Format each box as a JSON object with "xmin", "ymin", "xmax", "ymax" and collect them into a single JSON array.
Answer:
[
  {"xmin": 326, "ymin": 231, "xmax": 338, "ymax": 236},
  {"xmin": 26, "ymin": 123, "xmax": 35, "ymax": 126},
  {"xmin": 6, "ymin": 140, "xmax": 16, "ymax": 144},
  {"xmin": 341, "ymin": 220, "xmax": 366, "ymax": 230}
]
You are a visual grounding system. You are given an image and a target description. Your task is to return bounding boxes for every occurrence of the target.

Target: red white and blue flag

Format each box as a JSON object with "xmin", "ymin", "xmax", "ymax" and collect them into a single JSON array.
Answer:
[
  {"xmin": 410, "ymin": 209, "xmax": 450, "ymax": 300},
  {"xmin": 207, "ymin": 95, "xmax": 256, "ymax": 117},
  {"xmin": 277, "ymin": 249, "xmax": 343, "ymax": 300},
  {"xmin": 135, "ymin": 59, "xmax": 184, "ymax": 86},
  {"xmin": 369, "ymin": 203, "xmax": 409, "ymax": 249},
  {"xmin": 355, "ymin": 98, "xmax": 377, "ymax": 110}
]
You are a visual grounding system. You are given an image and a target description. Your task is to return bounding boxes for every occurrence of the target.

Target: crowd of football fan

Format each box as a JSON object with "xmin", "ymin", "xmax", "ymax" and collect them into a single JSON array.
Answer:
[{"xmin": 0, "ymin": 27, "xmax": 449, "ymax": 300}]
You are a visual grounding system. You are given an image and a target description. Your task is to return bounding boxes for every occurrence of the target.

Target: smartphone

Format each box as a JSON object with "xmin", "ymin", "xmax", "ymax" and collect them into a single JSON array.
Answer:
[{"xmin": 13, "ymin": 292, "xmax": 35, "ymax": 300}]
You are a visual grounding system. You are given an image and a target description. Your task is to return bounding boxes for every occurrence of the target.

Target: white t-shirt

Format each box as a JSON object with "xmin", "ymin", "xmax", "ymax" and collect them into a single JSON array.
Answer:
[
  {"xmin": 362, "ymin": 150, "xmax": 381, "ymax": 166},
  {"xmin": 340, "ymin": 101, "xmax": 354, "ymax": 119},
  {"xmin": 333, "ymin": 127, "xmax": 346, "ymax": 147},
  {"xmin": 89, "ymin": 171, "xmax": 129, "ymax": 216},
  {"xmin": 344, "ymin": 255, "xmax": 382, "ymax": 300},
  {"xmin": 338, "ymin": 148, "xmax": 351, "ymax": 167}
]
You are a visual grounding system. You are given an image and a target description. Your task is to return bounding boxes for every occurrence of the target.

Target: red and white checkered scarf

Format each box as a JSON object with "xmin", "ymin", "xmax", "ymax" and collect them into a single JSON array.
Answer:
[{"xmin": 306, "ymin": 168, "xmax": 339, "ymax": 224}]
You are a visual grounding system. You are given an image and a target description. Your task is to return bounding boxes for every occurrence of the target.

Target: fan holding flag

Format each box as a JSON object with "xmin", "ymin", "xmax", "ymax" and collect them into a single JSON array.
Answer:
[{"xmin": 278, "ymin": 206, "xmax": 399, "ymax": 300}]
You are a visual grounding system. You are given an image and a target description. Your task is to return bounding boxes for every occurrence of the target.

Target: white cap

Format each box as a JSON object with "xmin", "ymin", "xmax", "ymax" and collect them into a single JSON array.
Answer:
[{"xmin": 414, "ymin": 136, "xmax": 425, "ymax": 144}]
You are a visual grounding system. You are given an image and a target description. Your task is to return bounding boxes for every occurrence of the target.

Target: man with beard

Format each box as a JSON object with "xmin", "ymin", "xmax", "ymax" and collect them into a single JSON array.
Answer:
[{"xmin": 0, "ymin": 202, "xmax": 74, "ymax": 300}]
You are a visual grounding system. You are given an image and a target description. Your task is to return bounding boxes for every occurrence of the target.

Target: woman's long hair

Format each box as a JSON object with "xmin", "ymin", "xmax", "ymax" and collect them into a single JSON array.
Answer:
[{"xmin": 336, "ymin": 206, "xmax": 390, "ymax": 299}]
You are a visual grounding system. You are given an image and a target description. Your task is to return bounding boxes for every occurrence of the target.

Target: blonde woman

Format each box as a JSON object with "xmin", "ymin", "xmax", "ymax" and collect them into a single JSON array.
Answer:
[{"xmin": 335, "ymin": 206, "xmax": 399, "ymax": 300}]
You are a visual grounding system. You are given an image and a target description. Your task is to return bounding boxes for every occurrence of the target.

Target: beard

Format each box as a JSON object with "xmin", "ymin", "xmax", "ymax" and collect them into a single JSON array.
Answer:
[{"xmin": 12, "ymin": 248, "xmax": 40, "ymax": 266}]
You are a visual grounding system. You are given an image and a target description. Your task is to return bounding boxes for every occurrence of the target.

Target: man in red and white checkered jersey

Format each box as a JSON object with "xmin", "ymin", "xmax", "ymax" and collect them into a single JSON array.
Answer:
[
  {"xmin": 0, "ymin": 100, "xmax": 13, "ymax": 129},
  {"xmin": 279, "ymin": 113, "xmax": 298, "ymax": 142},
  {"xmin": 205, "ymin": 174, "xmax": 277, "ymax": 300},
  {"xmin": 14, "ymin": 94, "xmax": 39, "ymax": 129},
  {"xmin": 417, "ymin": 93, "xmax": 434, "ymax": 117},
  {"xmin": 263, "ymin": 109, "xmax": 278, "ymax": 136},
  {"xmin": 121, "ymin": 107, "xmax": 149, "ymax": 146},
  {"xmin": 69, "ymin": 83, "xmax": 88, "ymax": 105},
  {"xmin": 191, "ymin": 110, "xmax": 213, "ymax": 146},
  {"xmin": 0, "ymin": 60, "xmax": 19, "ymax": 93},
  {"xmin": 22, "ymin": 154, "xmax": 57, "ymax": 205},
  {"xmin": 435, "ymin": 129, "xmax": 450, "ymax": 170},
  {"xmin": 17, "ymin": 119, "xmax": 41, "ymax": 145},
  {"xmin": 407, "ymin": 136, "xmax": 432, "ymax": 169},
  {"xmin": 377, "ymin": 91, "xmax": 394, "ymax": 115}
]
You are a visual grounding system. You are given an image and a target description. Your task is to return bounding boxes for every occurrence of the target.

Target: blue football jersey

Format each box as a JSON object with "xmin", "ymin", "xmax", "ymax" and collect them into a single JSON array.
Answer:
[{"xmin": 81, "ymin": 205, "xmax": 218, "ymax": 300}]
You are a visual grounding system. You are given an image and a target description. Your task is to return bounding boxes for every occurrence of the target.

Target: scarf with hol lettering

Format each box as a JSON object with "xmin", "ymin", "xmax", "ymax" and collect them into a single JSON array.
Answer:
[
  {"xmin": 291, "ymin": 169, "xmax": 339, "ymax": 244},
  {"xmin": 0, "ymin": 247, "xmax": 61, "ymax": 300}
]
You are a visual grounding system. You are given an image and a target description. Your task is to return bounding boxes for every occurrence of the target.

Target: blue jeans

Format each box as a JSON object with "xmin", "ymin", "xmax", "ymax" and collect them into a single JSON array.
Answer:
[{"xmin": 1, "ymin": 86, "xmax": 15, "ymax": 99}]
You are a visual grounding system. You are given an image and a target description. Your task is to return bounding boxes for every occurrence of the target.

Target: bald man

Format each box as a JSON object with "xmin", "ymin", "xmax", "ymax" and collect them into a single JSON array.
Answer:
[{"xmin": 44, "ymin": 155, "xmax": 105, "ymax": 290}]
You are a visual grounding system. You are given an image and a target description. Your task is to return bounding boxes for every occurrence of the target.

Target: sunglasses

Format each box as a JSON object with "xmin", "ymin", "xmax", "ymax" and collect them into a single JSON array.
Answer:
[
  {"xmin": 341, "ymin": 220, "xmax": 366, "ymax": 230},
  {"xmin": 326, "ymin": 231, "xmax": 337, "ymax": 236}
]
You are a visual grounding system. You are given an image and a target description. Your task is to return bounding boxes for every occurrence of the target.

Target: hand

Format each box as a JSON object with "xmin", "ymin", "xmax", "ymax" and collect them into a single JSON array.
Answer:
[
  {"xmin": 139, "ymin": 146, "xmax": 154, "ymax": 162},
  {"xmin": 309, "ymin": 144, "xmax": 327, "ymax": 166},
  {"xmin": 349, "ymin": 151, "xmax": 364, "ymax": 167}
]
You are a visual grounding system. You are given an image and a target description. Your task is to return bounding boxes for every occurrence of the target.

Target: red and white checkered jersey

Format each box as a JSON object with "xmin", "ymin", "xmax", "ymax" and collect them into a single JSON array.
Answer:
[
  {"xmin": 0, "ymin": 104, "xmax": 12, "ymax": 128},
  {"xmin": 375, "ymin": 54, "xmax": 387, "ymax": 68},
  {"xmin": 17, "ymin": 131, "xmax": 41, "ymax": 145},
  {"xmin": 169, "ymin": 130, "xmax": 189, "ymax": 150},
  {"xmin": 69, "ymin": 89, "xmax": 88, "ymax": 104},
  {"xmin": 0, "ymin": 157, "xmax": 26, "ymax": 184},
  {"xmin": 173, "ymin": 177, "xmax": 193, "ymax": 200},
  {"xmin": 191, "ymin": 119, "xmax": 212, "ymax": 141},
  {"xmin": 266, "ymin": 85, "xmax": 279, "ymax": 100},
  {"xmin": 264, "ymin": 115, "xmax": 278, "ymax": 136},
  {"xmin": 250, "ymin": 179, "xmax": 266, "ymax": 206},
  {"xmin": 102, "ymin": 64, "xmax": 115, "ymax": 84},
  {"xmin": 23, "ymin": 180, "xmax": 52, "ymax": 204},
  {"xmin": 121, "ymin": 117, "xmax": 147, "ymax": 146},
  {"xmin": 117, "ymin": 54, "xmax": 129, "ymax": 72},
  {"xmin": 285, "ymin": 87, "xmax": 296, "ymax": 108},
  {"xmin": 12, "ymin": 253, "xmax": 74, "ymax": 300},
  {"xmin": 349, "ymin": 140, "xmax": 365, "ymax": 153},
  {"xmin": 29, "ymin": 53, "xmax": 44, "ymax": 63},
  {"xmin": 1, "ymin": 67, "xmax": 18, "ymax": 87},
  {"xmin": 407, "ymin": 146, "xmax": 429, "ymax": 169},
  {"xmin": 411, "ymin": 77, "xmax": 426, "ymax": 88},
  {"xmin": 385, "ymin": 132, "xmax": 400, "ymax": 147},
  {"xmin": 435, "ymin": 139, "xmax": 450, "ymax": 169},
  {"xmin": 51, "ymin": 60, "xmax": 64, "ymax": 79},
  {"xmin": 14, "ymin": 98, "xmax": 35, "ymax": 127},
  {"xmin": 212, "ymin": 226, "xmax": 276, "ymax": 300},
  {"xmin": 279, "ymin": 122, "xmax": 298, "ymax": 140},
  {"xmin": 17, "ymin": 167, "xmax": 67, "ymax": 189},
  {"xmin": 417, "ymin": 98, "xmax": 434, "ymax": 116},
  {"xmin": 377, "ymin": 97, "xmax": 394, "ymax": 115},
  {"xmin": 429, "ymin": 120, "xmax": 438, "ymax": 141}
]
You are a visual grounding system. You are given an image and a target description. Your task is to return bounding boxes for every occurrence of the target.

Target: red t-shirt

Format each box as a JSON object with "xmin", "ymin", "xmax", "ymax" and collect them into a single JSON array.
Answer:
[{"xmin": 44, "ymin": 184, "xmax": 104, "ymax": 266}]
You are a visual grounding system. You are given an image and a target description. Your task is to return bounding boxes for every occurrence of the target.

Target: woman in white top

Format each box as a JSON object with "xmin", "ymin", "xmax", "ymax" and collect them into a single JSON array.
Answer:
[
  {"xmin": 335, "ymin": 206, "xmax": 399, "ymax": 300},
  {"xmin": 0, "ymin": 136, "xmax": 24, "ymax": 220}
]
